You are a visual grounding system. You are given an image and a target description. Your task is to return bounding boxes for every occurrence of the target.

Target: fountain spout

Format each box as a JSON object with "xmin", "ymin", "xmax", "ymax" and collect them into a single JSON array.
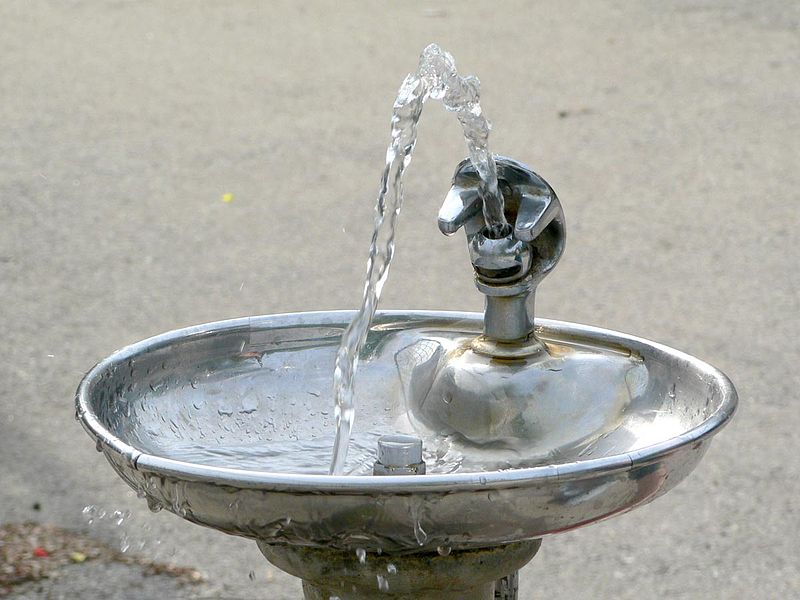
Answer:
[{"xmin": 439, "ymin": 157, "xmax": 565, "ymax": 357}]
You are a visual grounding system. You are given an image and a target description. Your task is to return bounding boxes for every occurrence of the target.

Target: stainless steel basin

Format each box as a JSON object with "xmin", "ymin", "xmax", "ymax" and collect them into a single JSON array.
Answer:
[{"xmin": 76, "ymin": 310, "xmax": 737, "ymax": 554}]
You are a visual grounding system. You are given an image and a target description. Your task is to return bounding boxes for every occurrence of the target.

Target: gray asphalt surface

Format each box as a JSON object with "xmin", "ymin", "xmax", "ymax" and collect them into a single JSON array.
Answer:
[
  {"xmin": 1, "ymin": 1, "xmax": 798, "ymax": 598},
  {"xmin": 10, "ymin": 562, "xmax": 197, "ymax": 600}
]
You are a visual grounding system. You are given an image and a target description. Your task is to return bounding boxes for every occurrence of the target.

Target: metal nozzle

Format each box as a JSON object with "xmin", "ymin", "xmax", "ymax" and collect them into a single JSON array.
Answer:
[{"xmin": 438, "ymin": 157, "xmax": 566, "ymax": 354}]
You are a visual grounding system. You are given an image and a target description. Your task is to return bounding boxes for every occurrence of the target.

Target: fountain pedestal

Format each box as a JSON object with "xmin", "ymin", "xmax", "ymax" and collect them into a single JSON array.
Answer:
[{"xmin": 259, "ymin": 540, "xmax": 542, "ymax": 600}]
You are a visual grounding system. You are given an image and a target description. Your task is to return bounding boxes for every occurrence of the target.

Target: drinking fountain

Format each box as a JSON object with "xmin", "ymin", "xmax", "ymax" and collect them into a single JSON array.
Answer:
[{"xmin": 76, "ymin": 157, "xmax": 737, "ymax": 599}]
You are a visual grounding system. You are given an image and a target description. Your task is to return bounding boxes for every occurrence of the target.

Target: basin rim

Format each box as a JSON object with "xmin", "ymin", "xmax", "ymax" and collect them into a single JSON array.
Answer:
[{"xmin": 76, "ymin": 310, "xmax": 738, "ymax": 494}]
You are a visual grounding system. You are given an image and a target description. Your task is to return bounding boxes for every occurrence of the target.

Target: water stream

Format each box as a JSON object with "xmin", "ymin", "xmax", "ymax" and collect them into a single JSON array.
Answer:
[{"xmin": 330, "ymin": 44, "xmax": 506, "ymax": 474}]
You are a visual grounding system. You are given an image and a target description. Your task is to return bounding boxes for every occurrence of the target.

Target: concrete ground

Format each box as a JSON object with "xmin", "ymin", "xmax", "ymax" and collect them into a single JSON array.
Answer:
[{"xmin": 1, "ymin": 1, "xmax": 797, "ymax": 598}]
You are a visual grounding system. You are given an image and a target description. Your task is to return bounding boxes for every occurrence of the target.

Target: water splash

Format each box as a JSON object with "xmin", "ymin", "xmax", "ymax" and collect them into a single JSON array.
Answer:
[
  {"xmin": 82, "ymin": 504, "xmax": 164, "ymax": 555},
  {"xmin": 330, "ymin": 43, "xmax": 505, "ymax": 474}
]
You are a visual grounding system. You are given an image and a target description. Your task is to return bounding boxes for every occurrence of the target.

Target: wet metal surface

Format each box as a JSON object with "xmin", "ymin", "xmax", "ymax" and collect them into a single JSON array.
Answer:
[{"xmin": 76, "ymin": 311, "xmax": 735, "ymax": 553}]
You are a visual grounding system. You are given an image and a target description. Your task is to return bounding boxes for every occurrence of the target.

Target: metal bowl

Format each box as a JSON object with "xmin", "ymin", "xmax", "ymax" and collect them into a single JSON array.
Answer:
[{"xmin": 76, "ymin": 311, "xmax": 736, "ymax": 553}]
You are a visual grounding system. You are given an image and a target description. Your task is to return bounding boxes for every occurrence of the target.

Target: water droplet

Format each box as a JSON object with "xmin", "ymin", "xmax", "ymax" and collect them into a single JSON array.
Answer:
[
  {"xmin": 442, "ymin": 392, "xmax": 453, "ymax": 404},
  {"xmin": 355, "ymin": 548, "xmax": 366, "ymax": 564},
  {"xmin": 112, "ymin": 510, "xmax": 130, "ymax": 526},
  {"xmin": 146, "ymin": 497, "xmax": 163, "ymax": 513},
  {"xmin": 217, "ymin": 404, "xmax": 234, "ymax": 417},
  {"xmin": 413, "ymin": 521, "xmax": 428, "ymax": 545},
  {"xmin": 95, "ymin": 439, "xmax": 103, "ymax": 452},
  {"xmin": 386, "ymin": 563, "xmax": 397, "ymax": 574},
  {"xmin": 82, "ymin": 505, "xmax": 95, "ymax": 525},
  {"xmin": 248, "ymin": 571, "xmax": 256, "ymax": 581},
  {"xmin": 376, "ymin": 574, "xmax": 389, "ymax": 592},
  {"xmin": 436, "ymin": 545, "xmax": 451, "ymax": 557}
]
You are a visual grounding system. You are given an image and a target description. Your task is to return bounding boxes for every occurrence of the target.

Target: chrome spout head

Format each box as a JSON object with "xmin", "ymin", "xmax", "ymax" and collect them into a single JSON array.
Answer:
[{"xmin": 439, "ymin": 157, "xmax": 565, "ymax": 349}]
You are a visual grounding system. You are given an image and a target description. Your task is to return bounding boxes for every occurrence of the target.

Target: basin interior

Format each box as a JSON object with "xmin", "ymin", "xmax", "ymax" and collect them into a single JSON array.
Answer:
[{"xmin": 87, "ymin": 312, "xmax": 727, "ymax": 476}]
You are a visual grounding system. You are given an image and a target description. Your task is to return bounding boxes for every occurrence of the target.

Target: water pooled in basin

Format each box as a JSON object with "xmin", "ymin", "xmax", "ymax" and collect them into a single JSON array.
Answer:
[
  {"xmin": 163, "ymin": 433, "xmax": 384, "ymax": 475},
  {"xmin": 330, "ymin": 43, "xmax": 506, "ymax": 475}
]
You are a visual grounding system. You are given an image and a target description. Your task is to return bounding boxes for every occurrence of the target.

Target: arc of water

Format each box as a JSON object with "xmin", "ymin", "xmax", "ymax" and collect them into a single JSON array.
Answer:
[{"xmin": 330, "ymin": 44, "xmax": 505, "ymax": 475}]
